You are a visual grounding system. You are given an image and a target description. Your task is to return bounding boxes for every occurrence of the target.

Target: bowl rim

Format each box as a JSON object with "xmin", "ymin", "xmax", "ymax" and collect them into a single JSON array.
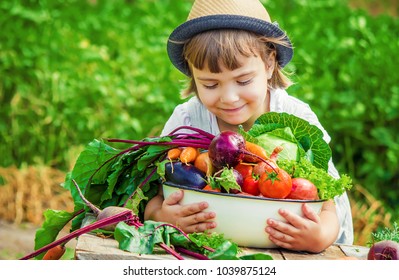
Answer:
[{"xmin": 163, "ymin": 181, "xmax": 326, "ymax": 203}]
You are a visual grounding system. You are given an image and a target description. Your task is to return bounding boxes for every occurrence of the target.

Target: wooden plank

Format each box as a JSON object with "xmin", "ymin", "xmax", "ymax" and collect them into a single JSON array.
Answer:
[
  {"xmin": 238, "ymin": 247, "xmax": 284, "ymax": 260},
  {"xmin": 280, "ymin": 245, "xmax": 346, "ymax": 260},
  {"xmin": 339, "ymin": 244, "xmax": 369, "ymax": 260},
  {"xmin": 75, "ymin": 233, "xmax": 283, "ymax": 260},
  {"xmin": 75, "ymin": 233, "xmax": 181, "ymax": 260},
  {"xmin": 75, "ymin": 231, "xmax": 369, "ymax": 260}
]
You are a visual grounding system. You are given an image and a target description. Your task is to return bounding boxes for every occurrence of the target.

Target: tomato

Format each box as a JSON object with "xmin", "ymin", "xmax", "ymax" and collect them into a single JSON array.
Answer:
[
  {"xmin": 234, "ymin": 163, "xmax": 254, "ymax": 178},
  {"xmin": 242, "ymin": 175, "xmax": 260, "ymax": 196},
  {"xmin": 258, "ymin": 168, "xmax": 292, "ymax": 199}
]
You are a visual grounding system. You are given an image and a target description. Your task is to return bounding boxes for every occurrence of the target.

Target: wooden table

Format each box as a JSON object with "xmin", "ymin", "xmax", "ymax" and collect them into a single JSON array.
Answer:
[{"xmin": 75, "ymin": 233, "xmax": 369, "ymax": 260}]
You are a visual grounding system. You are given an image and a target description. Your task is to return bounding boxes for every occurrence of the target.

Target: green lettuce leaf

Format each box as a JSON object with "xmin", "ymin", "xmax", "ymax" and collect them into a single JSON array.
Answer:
[{"xmin": 278, "ymin": 158, "xmax": 352, "ymax": 200}]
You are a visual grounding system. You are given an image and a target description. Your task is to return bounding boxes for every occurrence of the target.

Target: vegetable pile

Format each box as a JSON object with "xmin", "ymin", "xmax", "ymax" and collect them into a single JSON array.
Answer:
[
  {"xmin": 21, "ymin": 112, "xmax": 352, "ymax": 260},
  {"xmin": 161, "ymin": 113, "xmax": 352, "ymax": 201}
]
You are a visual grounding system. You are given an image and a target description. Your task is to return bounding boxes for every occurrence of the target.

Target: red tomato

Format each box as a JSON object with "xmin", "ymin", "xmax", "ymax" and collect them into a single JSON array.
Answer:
[
  {"xmin": 242, "ymin": 175, "xmax": 260, "ymax": 196},
  {"xmin": 234, "ymin": 163, "xmax": 254, "ymax": 178},
  {"xmin": 258, "ymin": 169, "xmax": 292, "ymax": 199}
]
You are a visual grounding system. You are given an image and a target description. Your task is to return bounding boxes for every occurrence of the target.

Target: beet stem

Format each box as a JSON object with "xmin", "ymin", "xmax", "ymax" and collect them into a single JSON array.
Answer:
[
  {"xmin": 202, "ymin": 245, "xmax": 215, "ymax": 252},
  {"xmin": 106, "ymin": 138, "xmax": 209, "ymax": 149},
  {"xmin": 72, "ymin": 179, "xmax": 101, "ymax": 216},
  {"xmin": 168, "ymin": 126, "xmax": 215, "ymax": 140},
  {"xmin": 84, "ymin": 145, "xmax": 138, "ymax": 189},
  {"xmin": 122, "ymin": 165, "xmax": 159, "ymax": 208},
  {"xmin": 158, "ymin": 243, "xmax": 185, "ymax": 260},
  {"xmin": 150, "ymin": 223, "xmax": 214, "ymax": 260},
  {"xmin": 175, "ymin": 246, "xmax": 210, "ymax": 260},
  {"xmin": 20, "ymin": 210, "xmax": 134, "ymax": 260},
  {"xmin": 153, "ymin": 223, "xmax": 191, "ymax": 240},
  {"xmin": 172, "ymin": 133, "xmax": 211, "ymax": 140}
]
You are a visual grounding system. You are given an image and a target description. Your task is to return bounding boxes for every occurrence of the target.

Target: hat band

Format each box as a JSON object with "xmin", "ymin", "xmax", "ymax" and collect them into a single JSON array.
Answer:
[{"xmin": 167, "ymin": 15, "xmax": 293, "ymax": 75}]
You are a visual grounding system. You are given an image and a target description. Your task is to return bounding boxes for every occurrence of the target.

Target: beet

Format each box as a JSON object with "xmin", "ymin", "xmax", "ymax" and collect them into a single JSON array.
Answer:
[
  {"xmin": 367, "ymin": 240, "xmax": 399, "ymax": 260},
  {"xmin": 208, "ymin": 131, "xmax": 246, "ymax": 169},
  {"xmin": 73, "ymin": 179, "xmax": 134, "ymax": 231}
]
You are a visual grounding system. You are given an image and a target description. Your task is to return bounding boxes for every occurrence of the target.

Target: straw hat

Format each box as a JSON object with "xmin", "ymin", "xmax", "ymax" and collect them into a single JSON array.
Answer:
[{"xmin": 167, "ymin": 0, "xmax": 293, "ymax": 76}]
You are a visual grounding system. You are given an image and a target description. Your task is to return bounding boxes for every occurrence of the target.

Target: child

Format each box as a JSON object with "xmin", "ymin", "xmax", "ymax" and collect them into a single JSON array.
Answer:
[{"xmin": 144, "ymin": 0, "xmax": 353, "ymax": 253}]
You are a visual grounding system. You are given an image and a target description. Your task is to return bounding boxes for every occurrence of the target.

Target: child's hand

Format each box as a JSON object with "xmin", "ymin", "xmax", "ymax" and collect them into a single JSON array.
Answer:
[
  {"xmin": 265, "ymin": 203, "xmax": 334, "ymax": 253},
  {"xmin": 161, "ymin": 190, "xmax": 217, "ymax": 233}
]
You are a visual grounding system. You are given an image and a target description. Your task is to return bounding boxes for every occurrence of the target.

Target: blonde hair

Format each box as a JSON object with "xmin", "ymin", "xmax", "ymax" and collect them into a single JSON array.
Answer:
[{"xmin": 180, "ymin": 29, "xmax": 293, "ymax": 98}]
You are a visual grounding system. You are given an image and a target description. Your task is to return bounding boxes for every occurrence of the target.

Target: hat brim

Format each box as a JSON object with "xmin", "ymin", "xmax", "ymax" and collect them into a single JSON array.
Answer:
[{"xmin": 167, "ymin": 14, "xmax": 293, "ymax": 76}]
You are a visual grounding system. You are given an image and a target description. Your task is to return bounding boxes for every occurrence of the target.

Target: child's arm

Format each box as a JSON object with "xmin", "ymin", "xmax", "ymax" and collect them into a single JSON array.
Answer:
[
  {"xmin": 265, "ymin": 200, "xmax": 340, "ymax": 253},
  {"xmin": 144, "ymin": 187, "xmax": 217, "ymax": 233}
]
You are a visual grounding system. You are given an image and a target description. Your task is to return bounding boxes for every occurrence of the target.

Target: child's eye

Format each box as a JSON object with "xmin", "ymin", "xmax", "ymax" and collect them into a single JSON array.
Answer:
[
  {"xmin": 237, "ymin": 79, "xmax": 252, "ymax": 86},
  {"xmin": 203, "ymin": 84, "xmax": 218, "ymax": 89}
]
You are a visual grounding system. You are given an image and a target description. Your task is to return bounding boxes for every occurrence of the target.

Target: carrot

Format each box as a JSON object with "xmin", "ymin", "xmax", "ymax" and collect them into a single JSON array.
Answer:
[
  {"xmin": 42, "ymin": 244, "xmax": 66, "ymax": 260},
  {"xmin": 194, "ymin": 151, "xmax": 214, "ymax": 176},
  {"xmin": 270, "ymin": 146, "xmax": 284, "ymax": 162},
  {"xmin": 167, "ymin": 148, "xmax": 182, "ymax": 160},
  {"xmin": 243, "ymin": 141, "xmax": 268, "ymax": 163},
  {"xmin": 203, "ymin": 184, "xmax": 221, "ymax": 192},
  {"xmin": 179, "ymin": 147, "xmax": 199, "ymax": 164}
]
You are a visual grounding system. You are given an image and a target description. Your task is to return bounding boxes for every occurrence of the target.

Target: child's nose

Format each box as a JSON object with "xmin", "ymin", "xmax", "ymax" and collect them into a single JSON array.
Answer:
[{"xmin": 220, "ymin": 87, "xmax": 240, "ymax": 103}]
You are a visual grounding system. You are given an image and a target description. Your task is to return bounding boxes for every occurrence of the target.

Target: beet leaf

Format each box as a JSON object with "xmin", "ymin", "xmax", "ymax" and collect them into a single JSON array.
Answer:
[{"xmin": 114, "ymin": 221, "xmax": 273, "ymax": 260}]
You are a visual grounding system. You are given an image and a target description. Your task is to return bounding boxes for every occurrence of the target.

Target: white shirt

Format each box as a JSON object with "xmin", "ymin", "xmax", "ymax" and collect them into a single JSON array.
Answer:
[{"xmin": 161, "ymin": 88, "xmax": 354, "ymax": 245}]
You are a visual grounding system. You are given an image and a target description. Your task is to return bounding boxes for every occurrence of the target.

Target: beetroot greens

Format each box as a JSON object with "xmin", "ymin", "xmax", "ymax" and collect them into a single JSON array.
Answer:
[
  {"xmin": 113, "ymin": 221, "xmax": 267, "ymax": 260},
  {"xmin": 209, "ymin": 167, "xmax": 243, "ymax": 193}
]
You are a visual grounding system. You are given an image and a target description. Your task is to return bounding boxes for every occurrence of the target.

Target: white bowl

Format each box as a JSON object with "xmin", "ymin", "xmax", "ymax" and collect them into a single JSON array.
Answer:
[{"xmin": 163, "ymin": 182, "xmax": 325, "ymax": 248}]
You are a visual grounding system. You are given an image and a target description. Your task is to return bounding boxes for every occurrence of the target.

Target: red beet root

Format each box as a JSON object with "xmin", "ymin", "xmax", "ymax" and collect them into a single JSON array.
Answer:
[
  {"xmin": 286, "ymin": 178, "xmax": 319, "ymax": 200},
  {"xmin": 367, "ymin": 240, "xmax": 399, "ymax": 260}
]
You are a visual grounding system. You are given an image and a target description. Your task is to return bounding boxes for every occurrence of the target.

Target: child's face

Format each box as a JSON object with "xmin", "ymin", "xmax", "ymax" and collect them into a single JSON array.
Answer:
[{"xmin": 192, "ymin": 54, "xmax": 272, "ymax": 131}]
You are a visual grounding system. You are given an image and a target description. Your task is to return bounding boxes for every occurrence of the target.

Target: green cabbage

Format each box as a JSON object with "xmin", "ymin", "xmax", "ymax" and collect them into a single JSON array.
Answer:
[{"xmin": 240, "ymin": 112, "xmax": 332, "ymax": 171}]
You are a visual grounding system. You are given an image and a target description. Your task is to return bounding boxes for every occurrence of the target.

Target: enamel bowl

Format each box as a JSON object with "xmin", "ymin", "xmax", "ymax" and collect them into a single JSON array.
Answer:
[{"xmin": 163, "ymin": 182, "xmax": 325, "ymax": 248}]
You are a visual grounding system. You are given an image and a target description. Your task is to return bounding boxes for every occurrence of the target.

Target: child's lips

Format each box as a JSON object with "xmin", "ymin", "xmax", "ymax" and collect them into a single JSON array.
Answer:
[{"xmin": 221, "ymin": 104, "xmax": 245, "ymax": 113}]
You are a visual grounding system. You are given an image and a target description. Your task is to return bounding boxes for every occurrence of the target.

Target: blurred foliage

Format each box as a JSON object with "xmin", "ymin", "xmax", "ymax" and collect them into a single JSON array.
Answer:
[
  {"xmin": 262, "ymin": 0, "xmax": 399, "ymax": 216},
  {"xmin": 349, "ymin": 0, "xmax": 398, "ymax": 17},
  {"xmin": 0, "ymin": 0, "xmax": 190, "ymax": 168},
  {"xmin": 1, "ymin": 0, "xmax": 398, "ymax": 219}
]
